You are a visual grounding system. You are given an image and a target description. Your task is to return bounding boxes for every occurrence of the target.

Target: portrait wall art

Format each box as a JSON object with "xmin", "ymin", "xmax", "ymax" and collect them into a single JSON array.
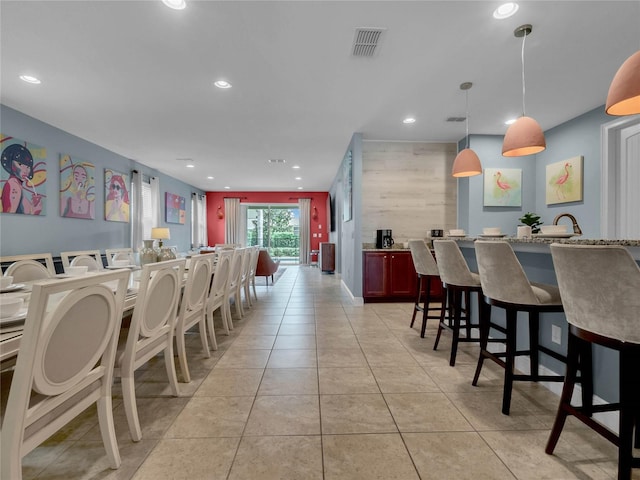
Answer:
[
  {"xmin": 483, "ymin": 168, "xmax": 522, "ymax": 207},
  {"xmin": 60, "ymin": 154, "xmax": 95, "ymax": 219},
  {"xmin": 165, "ymin": 192, "xmax": 186, "ymax": 224},
  {"xmin": 104, "ymin": 169, "xmax": 130, "ymax": 222},
  {"xmin": 546, "ymin": 156, "xmax": 583, "ymax": 205},
  {"xmin": 0, "ymin": 134, "xmax": 47, "ymax": 216}
]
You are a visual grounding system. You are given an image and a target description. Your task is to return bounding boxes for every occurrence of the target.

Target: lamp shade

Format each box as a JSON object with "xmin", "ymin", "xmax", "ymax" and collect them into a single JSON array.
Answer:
[
  {"xmin": 502, "ymin": 116, "xmax": 546, "ymax": 157},
  {"xmin": 605, "ymin": 50, "xmax": 640, "ymax": 116},
  {"xmin": 452, "ymin": 148, "xmax": 482, "ymax": 177},
  {"xmin": 151, "ymin": 227, "xmax": 170, "ymax": 240}
]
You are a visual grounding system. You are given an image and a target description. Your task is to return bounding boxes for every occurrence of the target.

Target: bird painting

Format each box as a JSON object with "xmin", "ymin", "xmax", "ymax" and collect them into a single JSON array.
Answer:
[
  {"xmin": 551, "ymin": 162, "xmax": 572, "ymax": 200},
  {"xmin": 483, "ymin": 168, "xmax": 522, "ymax": 207},
  {"xmin": 545, "ymin": 157, "xmax": 583, "ymax": 205}
]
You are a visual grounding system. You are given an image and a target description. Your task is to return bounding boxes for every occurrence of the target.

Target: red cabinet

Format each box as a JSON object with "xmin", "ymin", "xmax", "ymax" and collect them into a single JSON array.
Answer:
[{"xmin": 363, "ymin": 250, "xmax": 442, "ymax": 303}]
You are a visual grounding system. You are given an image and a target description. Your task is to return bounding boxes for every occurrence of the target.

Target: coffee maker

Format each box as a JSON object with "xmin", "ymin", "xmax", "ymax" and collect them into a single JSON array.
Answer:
[{"xmin": 376, "ymin": 229, "xmax": 394, "ymax": 249}]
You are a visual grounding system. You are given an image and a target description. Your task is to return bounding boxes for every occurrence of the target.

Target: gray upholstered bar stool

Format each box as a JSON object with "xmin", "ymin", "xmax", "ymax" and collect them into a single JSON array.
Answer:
[
  {"xmin": 546, "ymin": 244, "xmax": 640, "ymax": 480},
  {"xmin": 473, "ymin": 240, "xmax": 568, "ymax": 415},
  {"xmin": 408, "ymin": 240, "xmax": 445, "ymax": 338},
  {"xmin": 432, "ymin": 239, "xmax": 485, "ymax": 366}
]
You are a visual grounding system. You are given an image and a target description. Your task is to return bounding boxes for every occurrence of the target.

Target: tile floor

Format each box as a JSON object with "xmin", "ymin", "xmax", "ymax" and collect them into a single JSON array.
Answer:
[{"xmin": 2, "ymin": 266, "xmax": 636, "ymax": 479}]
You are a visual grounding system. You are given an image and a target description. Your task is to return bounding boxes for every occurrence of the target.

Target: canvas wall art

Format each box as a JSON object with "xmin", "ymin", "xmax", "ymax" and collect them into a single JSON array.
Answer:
[
  {"xmin": 546, "ymin": 156, "xmax": 583, "ymax": 205},
  {"xmin": 104, "ymin": 169, "xmax": 130, "ymax": 222},
  {"xmin": 165, "ymin": 192, "xmax": 186, "ymax": 224},
  {"xmin": 60, "ymin": 154, "xmax": 95, "ymax": 219},
  {"xmin": 1, "ymin": 134, "xmax": 47, "ymax": 215},
  {"xmin": 483, "ymin": 168, "xmax": 522, "ymax": 207}
]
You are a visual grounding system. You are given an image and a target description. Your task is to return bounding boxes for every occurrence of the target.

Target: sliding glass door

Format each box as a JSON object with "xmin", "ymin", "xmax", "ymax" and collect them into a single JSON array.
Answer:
[{"xmin": 246, "ymin": 205, "xmax": 299, "ymax": 263}]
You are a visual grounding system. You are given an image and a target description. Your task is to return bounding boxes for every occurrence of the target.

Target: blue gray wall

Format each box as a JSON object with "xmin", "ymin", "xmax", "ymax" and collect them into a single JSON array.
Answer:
[{"xmin": 0, "ymin": 105, "xmax": 203, "ymax": 256}]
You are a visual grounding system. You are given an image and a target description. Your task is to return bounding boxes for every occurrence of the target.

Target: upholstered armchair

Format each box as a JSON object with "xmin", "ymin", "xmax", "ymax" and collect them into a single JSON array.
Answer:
[{"xmin": 255, "ymin": 249, "xmax": 280, "ymax": 285}]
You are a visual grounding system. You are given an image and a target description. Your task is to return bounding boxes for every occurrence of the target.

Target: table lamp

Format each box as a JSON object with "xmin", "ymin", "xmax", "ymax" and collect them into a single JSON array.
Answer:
[{"xmin": 151, "ymin": 227, "xmax": 170, "ymax": 248}]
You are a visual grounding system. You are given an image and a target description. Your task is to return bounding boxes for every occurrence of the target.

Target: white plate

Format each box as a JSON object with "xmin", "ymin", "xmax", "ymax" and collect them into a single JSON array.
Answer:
[
  {"xmin": 447, "ymin": 234, "xmax": 467, "ymax": 237},
  {"xmin": 0, "ymin": 306, "xmax": 28, "ymax": 325},
  {"xmin": 105, "ymin": 265, "xmax": 138, "ymax": 270},
  {"xmin": 479, "ymin": 234, "xmax": 507, "ymax": 238},
  {"xmin": 532, "ymin": 233, "xmax": 578, "ymax": 239},
  {"xmin": 0, "ymin": 283, "xmax": 26, "ymax": 293}
]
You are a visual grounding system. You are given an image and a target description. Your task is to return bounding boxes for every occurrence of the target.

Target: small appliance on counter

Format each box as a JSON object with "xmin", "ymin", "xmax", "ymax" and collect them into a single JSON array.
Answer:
[
  {"xmin": 376, "ymin": 229, "xmax": 394, "ymax": 249},
  {"xmin": 430, "ymin": 229, "xmax": 444, "ymax": 238}
]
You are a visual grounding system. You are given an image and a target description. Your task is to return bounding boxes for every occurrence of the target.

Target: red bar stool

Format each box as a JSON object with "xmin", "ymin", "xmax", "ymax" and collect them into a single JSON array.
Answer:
[
  {"xmin": 546, "ymin": 244, "xmax": 640, "ymax": 480},
  {"xmin": 408, "ymin": 240, "xmax": 445, "ymax": 338},
  {"xmin": 432, "ymin": 239, "xmax": 485, "ymax": 366},
  {"xmin": 473, "ymin": 240, "xmax": 571, "ymax": 415}
]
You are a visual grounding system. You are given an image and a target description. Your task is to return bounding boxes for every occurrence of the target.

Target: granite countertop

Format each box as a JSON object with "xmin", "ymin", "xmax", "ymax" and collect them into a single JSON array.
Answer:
[{"xmin": 448, "ymin": 236, "xmax": 640, "ymax": 247}]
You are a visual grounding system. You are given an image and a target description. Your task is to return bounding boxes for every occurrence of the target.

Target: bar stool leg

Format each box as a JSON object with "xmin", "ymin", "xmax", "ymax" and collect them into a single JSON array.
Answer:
[
  {"xmin": 502, "ymin": 308, "xmax": 518, "ymax": 415},
  {"xmin": 420, "ymin": 276, "xmax": 434, "ymax": 338},
  {"xmin": 410, "ymin": 275, "xmax": 423, "ymax": 328},
  {"xmin": 449, "ymin": 288, "xmax": 463, "ymax": 366},
  {"xmin": 472, "ymin": 298, "xmax": 490, "ymax": 386},
  {"xmin": 528, "ymin": 311, "xmax": 540, "ymax": 382},
  {"xmin": 433, "ymin": 286, "xmax": 453, "ymax": 349}
]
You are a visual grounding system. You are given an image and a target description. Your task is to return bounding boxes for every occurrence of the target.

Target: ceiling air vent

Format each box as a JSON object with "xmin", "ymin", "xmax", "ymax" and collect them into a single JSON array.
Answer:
[
  {"xmin": 352, "ymin": 28, "xmax": 385, "ymax": 57},
  {"xmin": 446, "ymin": 117, "xmax": 467, "ymax": 122},
  {"xmin": 268, "ymin": 159, "xmax": 286, "ymax": 164}
]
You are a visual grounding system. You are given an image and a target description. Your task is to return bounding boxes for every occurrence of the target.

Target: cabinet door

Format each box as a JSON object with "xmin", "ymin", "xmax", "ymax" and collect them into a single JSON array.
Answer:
[
  {"xmin": 389, "ymin": 252, "xmax": 417, "ymax": 297},
  {"xmin": 363, "ymin": 252, "xmax": 388, "ymax": 297}
]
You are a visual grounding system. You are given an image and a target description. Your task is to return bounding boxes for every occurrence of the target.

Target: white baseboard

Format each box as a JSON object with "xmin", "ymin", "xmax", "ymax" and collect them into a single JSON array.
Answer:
[{"xmin": 340, "ymin": 279, "xmax": 364, "ymax": 305}]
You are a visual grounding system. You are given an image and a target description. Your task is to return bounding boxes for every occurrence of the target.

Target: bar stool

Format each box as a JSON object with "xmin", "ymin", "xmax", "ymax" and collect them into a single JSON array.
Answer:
[
  {"xmin": 408, "ymin": 240, "xmax": 445, "ymax": 338},
  {"xmin": 432, "ymin": 239, "xmax": 485, "ymax": 366},
  {"xmin": 546, "ymin": 244, "xmax": 640, "ymax": 480},
  {"xmin": 473, "ymin": 240, "xmax": 570, "ymax": 415}
]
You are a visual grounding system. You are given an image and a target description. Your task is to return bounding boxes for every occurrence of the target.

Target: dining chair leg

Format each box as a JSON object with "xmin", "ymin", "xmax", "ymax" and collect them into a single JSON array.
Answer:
[
  {"xmin": 198, "ymin": 317, "xmax": 211, "ymax": 358},
  {"xmin": 121, "ymin": 376, "xmax": 143, "ymax": 442},
  {"xmin": 163, "ymin": 343, "xmax": 181, "ymax": 396},
  {"xmin": 97, "ymin": 395, "xmax": 122, "ymax": 468},
  {"xmin": 176, "ymin": 328, "xmax": 191, "ymax": 383},
  {"xmin": 206, "ymin": 310, "xmax": 219, "ymax": 351}
]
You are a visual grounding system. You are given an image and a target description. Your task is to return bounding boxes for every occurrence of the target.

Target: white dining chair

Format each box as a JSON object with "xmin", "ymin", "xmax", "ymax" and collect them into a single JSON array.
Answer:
[
  {"xmin": 225, "ymin": 248, "xmax": 245, "ymax": 325},
  {"xmin": 113, "ymin": 258, "xmax": 185, "ymax": 442},
  {"xmin": 1, "ymin": 269, "xmax": 130, "ymax": 480},
  {"xmin": 247, "ymin": 246, "xmax": 260, "ymax": 303},
  {"xmin": 238, "ymin": 246, "xmax": 253, "ymax": 310},
  {"xmin": 175, "ymin": 254, "xmax": 214, "ymax": 383},
  {"xmin": 105, "ymin": 248, "xmax": 135, "ymax": 266},
  {"xmin": 206, "ymin": 249, "xmax": 233, "ymax": 344},
  {"xmin": 61, "ymin": 249, "xmax": 104, "ymax": 272},
  {"xmin": 1, "ymin": 253, "xmax": 56, "ymax": 282}
]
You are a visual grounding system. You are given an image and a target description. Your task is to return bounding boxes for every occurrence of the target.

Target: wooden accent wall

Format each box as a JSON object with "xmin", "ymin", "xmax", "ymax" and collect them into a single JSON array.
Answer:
[{"xmin": 361, "ymin": 141, "xmax": 457, "ymax": 246}]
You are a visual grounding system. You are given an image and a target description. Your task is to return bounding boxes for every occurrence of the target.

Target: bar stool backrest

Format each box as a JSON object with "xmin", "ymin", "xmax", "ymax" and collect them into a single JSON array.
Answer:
[
  {"xmin": 408, "ymin": 240, "xmax": 438, "ymax": 277},
  {"xmin": 550, "ymin": 244, "xmax": 640, "ymax": 344},
  {"xmin": 433, "ymin": 240, "xmax": 478, "ymax": 287},
  {"xmin": 474, "ymin": 240, "xmax": 538, "ymax": 305}
]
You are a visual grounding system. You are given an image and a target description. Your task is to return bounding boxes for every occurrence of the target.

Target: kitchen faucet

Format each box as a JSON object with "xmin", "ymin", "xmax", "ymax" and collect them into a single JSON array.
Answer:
[{"xmin": 553, "ymin": 213, "xmax": 582, "ymax": 235}]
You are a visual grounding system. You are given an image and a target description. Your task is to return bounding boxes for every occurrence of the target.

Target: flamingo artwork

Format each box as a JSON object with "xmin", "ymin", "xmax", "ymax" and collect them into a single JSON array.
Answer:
[
  {"xmin": 484, "ymin": 168, "xmax": 522, "ymax": 207},
  {"xmin": 545, "ymin": 157, "xmax": 583, "ymax": 205},
  {"xmin": 553, "ymin": 162, "xmax": 572, "ymax": 200},
  {"xmin": 494, "ymin": 171, "xmax": 512, "ymax": 203}
]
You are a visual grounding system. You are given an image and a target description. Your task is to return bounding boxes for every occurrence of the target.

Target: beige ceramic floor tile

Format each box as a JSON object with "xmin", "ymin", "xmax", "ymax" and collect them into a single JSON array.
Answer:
[
  {"xmin": 195, "ymin": 368, "xmax": 264, "ymax": 396},
  {"xmin": 131, "ymin": 437, "xmax": 239, "ymax": 480},
  {"xmin": 323, "ymin": 433, "xmax": 420, "ymax": 480},
  {"xmin": 318, "ymin": 367, "xmax": 380, "ymax": 394},
  {"xmin": 238, "ymin": 323, "xmax": 281, "ymax": 335},
  {"xmin": 227, "ymin": 334, "xmax": 276, "ymax": 349},
  {"xmin": 371, "ymin": 366, "xmax": 440, "ymax": 393},
  {"xmin": 273, "ymin": 334, "xmax": 317, "ymax": 349},
  {"xmin": 244, "ymin": 395, "xmax": 320, "ymax": 435},
  {"xmin": 214, "ymin": 348, "xmax": 271, "ymax": 368},
  {"xmin": 384, "ymin": 392, "xmax": 474, "ymax": 432},
  {"xmin": 266, "ymin": 348, "xmax": 318, "ymax": 368},
  {"xmin": 277, "ymin": 323, "xmax": 316, "ymax": 335},
  {"xmin": 228, "ymin": 435, "xmax": 323, "ymax": 480},
  {"xmin": 257, "ymin": 368, "xmax": 318, "ymax": 395},
  {"xmin": 165, "ymin": 396, "xmax": 254, "ymax": 438},
  {"xmin": 403, "ymin": 432, "xmax": 516, "ymax": 479},
  {"xmin": 320, "ymin": 393, "xmax": 397, "ymax": 434},
  {"xmin": 315, "ymin": 333, "xmax": 360, "ymax": 349},
  {"xmin": 317, "ymin": 347, "xmax": 368, "ymax": 368},
  {"xmin": 281, "ymin": 314, "xmax": 316, "ymax": 324}
]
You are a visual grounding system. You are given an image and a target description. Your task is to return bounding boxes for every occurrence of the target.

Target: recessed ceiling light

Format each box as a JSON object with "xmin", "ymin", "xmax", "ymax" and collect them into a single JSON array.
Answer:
[
  {"xmin": 214, "ymin": 80, "xmax": 232, "ymax": 89},
  {"xmin": 162, "ymin": 0, "xmax": 186, "ymax": 10},
  {"xmin": 297, "ymin": 186, "xmax": 304, "ymax": 190},
  {"xmin": 403, "ymin": 117, "xmax": 416, "ymax": 124},
  {"xmin": 186, "ymin": 164, "xmax": 195, "ymax": 168},
  {"xmin": 19, "ymin": 75, "xmax": 41, "ymax": 84},
  {"xmin": 295, "ymin": 177, "xmax": 302, "ymax": 180},
  {"xmin": 292, "ymin": 165, "xmax": 300, "ymax": 169},
  {"xmin": 505, "ymin": 118, "xmax": 517, "ymax": 125},
  {"xmin": 493, "ymin": 3, "xmax": 519, "ymax": 19},
  {"xmin": 224, "ymin": 186, "xmax": 231, "ymax": 190},
  {"xmin": 207, "ymin": 176, "xmax": 214, "ymax": 180}
]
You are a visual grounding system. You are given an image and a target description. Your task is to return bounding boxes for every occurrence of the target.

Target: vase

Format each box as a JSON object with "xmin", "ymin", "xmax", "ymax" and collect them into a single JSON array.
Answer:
[
  {"xmin": 140, "ymin": 240, "xmax": 158, "ymax": 266},
  {"xmin": 158, "ymin": 246, "xmax": 177, "ymax": 262}
]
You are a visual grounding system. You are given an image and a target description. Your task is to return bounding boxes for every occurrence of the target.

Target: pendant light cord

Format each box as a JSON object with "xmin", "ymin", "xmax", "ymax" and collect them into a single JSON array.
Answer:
[
  {"xmin": 521, "ymin": 31, "xmax": 527, "ymax": 116},
  {"xmin": 465, "ymin": 89, "xmax": 470, "ymax": 149}
]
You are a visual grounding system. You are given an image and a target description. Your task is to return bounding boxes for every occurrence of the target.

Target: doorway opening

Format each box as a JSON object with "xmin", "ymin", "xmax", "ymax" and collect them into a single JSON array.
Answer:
[{"xmin": 246, "ymin": 205, "xmax": 300, "ymax": 264}]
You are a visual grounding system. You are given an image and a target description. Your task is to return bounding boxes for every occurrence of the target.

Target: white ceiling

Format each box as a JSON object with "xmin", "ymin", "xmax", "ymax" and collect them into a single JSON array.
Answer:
[{"xmin": 1, "ymin": 1, "xmax": 638, "ymax": 192}]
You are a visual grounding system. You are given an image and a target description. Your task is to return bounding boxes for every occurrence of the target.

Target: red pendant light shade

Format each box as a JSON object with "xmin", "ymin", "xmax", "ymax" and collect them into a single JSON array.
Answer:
[
  {"xmin": 452, "ymin": 148, "xmax": 482, "ymax": 177},
  {"xmin": 606, "ymin": 50, "xmax": 640, "ymax": 116},
  {"xmin": 502, "ymin": 116, "xmax": 546, "ymax": 157}
]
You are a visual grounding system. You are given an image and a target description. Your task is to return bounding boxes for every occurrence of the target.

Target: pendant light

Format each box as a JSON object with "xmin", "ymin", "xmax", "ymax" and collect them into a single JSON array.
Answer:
[
  {"xmin": 502, "ymin": 24, "xmax": 546, "ymax": 157},
  {"xmin": 605, "ymin": 50, "xmax": 640, "ymax": 116},
  {"xmin": 452, "ymin": 82, "xmax": 482, "ymax": 177}
]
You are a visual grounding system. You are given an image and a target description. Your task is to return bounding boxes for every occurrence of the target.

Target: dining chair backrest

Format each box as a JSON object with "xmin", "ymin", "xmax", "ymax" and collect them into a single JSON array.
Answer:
[
  {"xmin": 408, "ymin": 240, "xmax": 439, "ymax": 277},
  {"xmin": 550, "ymin": 244, "xmax": 640, "ymax": 344},
  {"xmin": 206, "ymin": 249, "xmax": 234, "ymax": 340},
  {"xmin": 116, "ymin": 258, "xmax": 184, "ymax": 441},
  {"xmin": 105, "ymin": 248, "xmax": 135, "ymax": 266},
  {"xmin": 175, "ymin": 254, "xmax": 213, "ymax": 382},
  {"xmin": 474, "ymin": 240, "xmax": 539, "ymax": 305},
  {"xmin": 1, "ymin": 269, "xmax": 130, "ymax": 479},
  {"xmin": 61, "ymin": 250, "xmax": 104, "ymax": 272},
  {"xmin": 214, "ymin": 243, "xmax": 239, "ymax": 251},
  {"xmin": 433, "ymin": 239, "xmax": 479, "ymax": 287},
  {"xmin": 1, "ymin": 253, "xmax": 56, "ymax": 282},
  {"xmin": 240, "ymin": 246, "xmax": 252, "ymax": 284}
]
